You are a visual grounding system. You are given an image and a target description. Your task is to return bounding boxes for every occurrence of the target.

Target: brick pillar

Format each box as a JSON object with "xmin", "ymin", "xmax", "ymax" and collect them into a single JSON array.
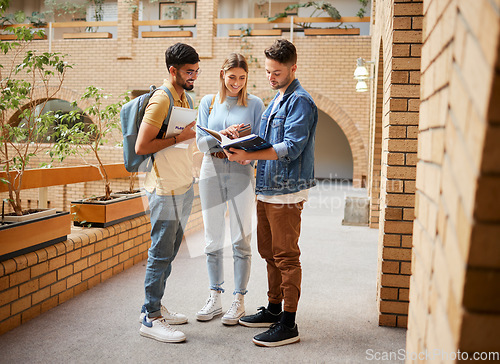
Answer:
[
  {"xmin": 368, "ymin": 47, "xmax": 384, "ymax": 229},
  {"xmin": 196, "ymin": 0, "xmax": 218, "ymax": 58},
  {"xmin": 117, "ymin": 0, "xmax": 138, "ymax": 60},
  {"xmin": 376, "ymin": 0, "xmax": 423, "ymax": 328}
]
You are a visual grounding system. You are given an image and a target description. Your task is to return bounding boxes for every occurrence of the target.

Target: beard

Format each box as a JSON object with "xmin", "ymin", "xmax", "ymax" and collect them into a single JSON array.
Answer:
[
  {"xmin": 176, "ymin": 75, "xmax": 194, "ymax": 91},
  {"xmin": 270, "ymin": 73, "xmax": 292, "ymax": 90}
]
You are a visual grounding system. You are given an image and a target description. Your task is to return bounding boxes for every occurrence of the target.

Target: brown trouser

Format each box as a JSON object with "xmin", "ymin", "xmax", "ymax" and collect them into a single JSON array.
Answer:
[{"xmin": 256, "ymin": 200, "xmax": 304, "ymax": 312}]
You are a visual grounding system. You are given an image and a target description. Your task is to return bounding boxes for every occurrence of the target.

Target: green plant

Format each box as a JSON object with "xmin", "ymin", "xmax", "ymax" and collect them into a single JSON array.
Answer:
[
  {"xmin": 52, "ymin": 86, "xmax": 129, "ymax": 200},
  {"xmin": 268, "ymin": 1, "xmax": 342, "ymax": 29},
  {"xmin": 0, "ymin": 10, "xmax": 47, "ymax": 27},
  {"xmin": 0, "ymin": 26, "xmax": 71, "ymax": 215},
  {"xmin": 43, "ymin": 0, "xmax": 87, "ymax": 22},
  {"xmin": 357, "ymin": 0, "xmax": 369, "ymax": 18},
  {"xmin": 162, "ymin": 0, "xmax": 187, "ymax": 31},
  {"xmin": 86, "ymin": 0, "xmax": 105, "ymax": 32}
]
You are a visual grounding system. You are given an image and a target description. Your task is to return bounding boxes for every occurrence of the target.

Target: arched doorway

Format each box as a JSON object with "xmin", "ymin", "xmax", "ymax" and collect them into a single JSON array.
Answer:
[{"xmin": 314, "ymin": 109, "xmax": 353, "ymax": 181}]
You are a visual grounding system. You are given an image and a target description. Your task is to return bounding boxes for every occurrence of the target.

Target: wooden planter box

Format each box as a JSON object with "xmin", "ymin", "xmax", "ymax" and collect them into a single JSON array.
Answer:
[
  {"xmin": 71, "ymin": 194, "xmax": 148, "ymax": 228},
  {"xmin": 228, "ymin": 29, "xmax": 282, "ymax": 37},
  {"xmin": 304, "ymin": 28, "xmax": 360, "ymax": 36},
  {"xmin": 142, "ymin": 31, "xmax": 193, "ymax": 38},
  {"xmin": 0, "ymin": 211, "xmax": 71, "ymax": 262},
  {"xmin": 0, "ymin": 33, "xmax": 47, "ymax": 40},
  {"xmin": 62, "ymin": 32, "xmax": 113, "ymax": 39}
]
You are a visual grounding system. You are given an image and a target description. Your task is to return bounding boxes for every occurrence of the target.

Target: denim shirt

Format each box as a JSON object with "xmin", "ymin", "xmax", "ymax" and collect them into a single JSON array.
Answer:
[{"xmin": 255, "ymin": 78, "xmax": 318, "ymax": 195}]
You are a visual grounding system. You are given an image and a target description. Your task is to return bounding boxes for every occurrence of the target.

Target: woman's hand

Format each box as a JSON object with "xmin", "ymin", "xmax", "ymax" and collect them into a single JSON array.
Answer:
[{"xmin": 220, "ymin": 123, "xmax": 244, "ymax": 139}]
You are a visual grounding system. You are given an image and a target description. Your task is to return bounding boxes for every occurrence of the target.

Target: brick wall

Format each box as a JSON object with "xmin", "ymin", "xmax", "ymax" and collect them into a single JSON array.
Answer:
[
  {"xmin": 371, "ymin": 0, "xmax": 423, "ymax": 328},
  {"xmin": 405, "ymin": 0, "xmax": 500, "ymax": 360},
  {"xmin": 0, "ymin": 215, "xmax": 151, "ymax": 335},
  {"xmin": 0, "ymin": 2, "xmax": 372, "ymax": 186}
]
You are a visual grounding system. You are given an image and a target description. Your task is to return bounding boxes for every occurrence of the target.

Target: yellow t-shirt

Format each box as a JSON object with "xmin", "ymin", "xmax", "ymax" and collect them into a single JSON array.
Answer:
[{"xmin": 142, "ymin": 80, "xmax": 195, "ymax": 195}]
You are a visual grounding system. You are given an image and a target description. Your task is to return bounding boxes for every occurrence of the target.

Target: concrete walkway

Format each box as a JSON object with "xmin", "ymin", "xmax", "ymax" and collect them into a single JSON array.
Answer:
[{"xmin": 0, "ymin": 181, "xmax": 406, "ymax": 363}]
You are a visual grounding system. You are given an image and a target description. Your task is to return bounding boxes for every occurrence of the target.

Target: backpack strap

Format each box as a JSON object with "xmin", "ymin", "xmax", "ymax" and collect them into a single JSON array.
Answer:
[
  {"xmin": 209, "ymin": 94, "xmax": 216, "ymax": 115},
  {"xmin": 155, "ymin": 85, "xmax": 175, "ymax": 139}
]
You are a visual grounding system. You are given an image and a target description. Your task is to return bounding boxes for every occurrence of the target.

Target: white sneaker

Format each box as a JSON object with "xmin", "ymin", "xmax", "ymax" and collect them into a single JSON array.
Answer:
[
  {"xmin": 139, "ymin": 305, "xmax": 188, "ymax": 325},
  {"xmin": 196, "ymin": 290, "xmax": 222, "ymax": 321},
  {"xmin": 221, "ymin": 293, "xmax": 245, "ymax": 325},
  {"xmin": 140, "ymin": 316, "xmax": 186, "ymax": 343}
]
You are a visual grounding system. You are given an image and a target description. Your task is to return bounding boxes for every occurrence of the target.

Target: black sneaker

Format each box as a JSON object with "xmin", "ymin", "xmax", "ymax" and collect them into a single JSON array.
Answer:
[
  {"xmin": 252, "ymin": 322, "xmax": 300, "ymax": 347},
  {"xmin": 238, "ymin": 306, "xmax": 282, "ymax": 328}
]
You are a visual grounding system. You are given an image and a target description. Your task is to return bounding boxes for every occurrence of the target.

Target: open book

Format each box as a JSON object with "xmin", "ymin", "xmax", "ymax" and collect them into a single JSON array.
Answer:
[
  {"xmin": 165, "ymin": 106, "xmax": 197, "ymax": 137},
  {"xmin": 197, "ymin": 125, "xmax": 272, "ymax": 152}
]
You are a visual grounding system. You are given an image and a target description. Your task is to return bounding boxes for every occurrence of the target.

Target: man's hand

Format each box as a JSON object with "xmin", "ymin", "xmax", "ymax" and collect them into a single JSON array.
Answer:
[
  {"xmin": 177, "ymin": 121, "xmax": 196, "ymax": 142},
  {"xmin": 224, "ymin": 147, "xmax": 251, "ymax": 161}
]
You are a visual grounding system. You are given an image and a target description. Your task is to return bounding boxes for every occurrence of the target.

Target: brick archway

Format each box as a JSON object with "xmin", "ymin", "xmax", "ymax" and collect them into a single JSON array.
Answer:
[
  {"xmin": 308, "ymin": 91, "xmax": 367, "ymax": 187},
  {"xmin": 6, "ymin": 86, "xmax": 93, "ymax": 123},
  {"xmin": 254, "ymin": 90, "xmax": 367, "ymax": 187}
]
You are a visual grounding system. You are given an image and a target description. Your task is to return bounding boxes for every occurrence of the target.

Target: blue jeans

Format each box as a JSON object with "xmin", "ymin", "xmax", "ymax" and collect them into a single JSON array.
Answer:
[
  {"xmin": 143, "ymin": 186, "xmax": 194, "ymax": 318},
  {"xmin": 199, "ymin": 155, "xmax": 254, "ymax": 295}
]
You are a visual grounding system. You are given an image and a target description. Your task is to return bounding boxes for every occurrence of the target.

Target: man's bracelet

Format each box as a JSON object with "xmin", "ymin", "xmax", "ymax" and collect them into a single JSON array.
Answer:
[{"xmin": 173, "ymin": 136, "xmax": 177, "ymax": 144}]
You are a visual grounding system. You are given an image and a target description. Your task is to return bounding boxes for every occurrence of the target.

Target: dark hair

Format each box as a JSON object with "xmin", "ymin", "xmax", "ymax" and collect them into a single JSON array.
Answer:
[
  {"xmin": 165, "ymin": 43, "xmax": 200, "ymax": 70},
  {"xmin": 219, "ymin": 53, "xmax": 249, "ymax": 106},
  {"xmin": 264, "ymin": 39, "xmax": 297, "ymax": 66}
]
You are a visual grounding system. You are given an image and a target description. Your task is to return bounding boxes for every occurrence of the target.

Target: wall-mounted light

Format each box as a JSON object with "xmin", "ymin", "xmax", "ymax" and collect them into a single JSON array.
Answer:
[{"xmin": 354, "ymin": 57, "xmax": 373, "ymax": 92}]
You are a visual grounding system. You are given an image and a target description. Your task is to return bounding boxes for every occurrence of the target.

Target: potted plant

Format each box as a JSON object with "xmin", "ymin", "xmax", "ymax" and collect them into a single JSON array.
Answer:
[
  {"xmin": 0, "ymin": 10, "xmax": 48, "ymax": 39},
  {"xmin": 53, "ymin": 86, "xmax": 145, "ymax": 227},
  {"xmin": 0, "ymin": 26, "xmax": 72, "ymax": 260},
  {"xmin": 268, "ymin": 1, "xmax": 366, "ymax": 36}
]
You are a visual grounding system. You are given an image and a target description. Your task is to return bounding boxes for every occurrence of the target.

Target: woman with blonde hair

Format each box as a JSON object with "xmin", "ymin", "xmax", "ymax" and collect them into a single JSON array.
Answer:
[{"xmin": 196, "ymin": 53, "xmax": 264, "ymax": 325}]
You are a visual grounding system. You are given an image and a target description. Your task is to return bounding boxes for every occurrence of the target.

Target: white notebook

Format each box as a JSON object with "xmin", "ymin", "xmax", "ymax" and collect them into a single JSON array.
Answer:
[{"xmin": 165, "ymin": 106, "xmax": 197, "ymax": 137}]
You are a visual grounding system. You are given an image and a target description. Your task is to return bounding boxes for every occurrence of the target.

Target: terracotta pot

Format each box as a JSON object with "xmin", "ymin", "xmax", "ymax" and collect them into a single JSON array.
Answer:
[{"xmin": 0, "ymin": 211, "xmax": 71, "ymax": 262}]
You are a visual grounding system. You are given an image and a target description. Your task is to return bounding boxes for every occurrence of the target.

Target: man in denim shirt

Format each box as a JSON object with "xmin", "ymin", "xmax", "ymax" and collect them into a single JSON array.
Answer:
[{"xmin": 225, "ymin": 39, "xmax": 318, "ymax": 347}]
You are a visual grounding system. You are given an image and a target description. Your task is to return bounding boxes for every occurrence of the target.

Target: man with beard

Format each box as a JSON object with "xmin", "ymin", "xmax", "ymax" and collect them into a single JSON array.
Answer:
[
  {"xmin": 225, "ymin": 39, "xmax": 318, "ymax": 347},
  {"xmin": 135, "ymin": 43, "xmax": 199, "ymax": 343}
]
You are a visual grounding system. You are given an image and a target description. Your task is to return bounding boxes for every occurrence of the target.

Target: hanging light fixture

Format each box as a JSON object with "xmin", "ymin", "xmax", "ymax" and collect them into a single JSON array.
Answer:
[
  {"xmin": 354, "ymin": 58, "xmax": 370, "ymax": 80},
  {"xmin": 354, "ymin": 57, "xmax": 373, "ymax": 93},
  {"xmin": 356, "ymin": 80, "xmax": 369, "ymax": 92}
]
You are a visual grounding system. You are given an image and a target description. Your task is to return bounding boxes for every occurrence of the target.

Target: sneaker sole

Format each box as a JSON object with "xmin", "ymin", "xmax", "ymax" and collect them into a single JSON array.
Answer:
[
  {"xmin": 139, "ymin": 329, "xmax": 186, "ymax": 343},
  {"xmin": 196, "ymin": 308, "xmax": 223, "ymax": 321},
  {"xmin": 139, "ymin": 314, "xmax": 188, "ymax": 325},
  {"xmin": 238, "ymin": 319, "xmax": 275, "ymax": 328},
  {"xmin": 221, "ymin": 312, "xmax": 245, "ymax": 326},
  {"xmin": 252, "ymin": 336, "xmax": 300, "ymax": 347}
]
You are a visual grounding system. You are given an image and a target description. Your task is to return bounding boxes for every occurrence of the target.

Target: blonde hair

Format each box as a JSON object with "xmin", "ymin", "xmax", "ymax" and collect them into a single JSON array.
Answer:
[{"xmin": 219, "ymin": 53, "xmax": 249, "ymax": 107}]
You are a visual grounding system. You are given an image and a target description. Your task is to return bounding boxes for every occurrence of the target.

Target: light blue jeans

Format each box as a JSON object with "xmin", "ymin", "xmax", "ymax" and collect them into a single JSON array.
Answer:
[
  {"xmin": 199, "ymin": 155, "xmax": 254, "ymax": 295},
  {"xmin": 143, "ymin": 186, "xmax": 194, "ymax": 318}
]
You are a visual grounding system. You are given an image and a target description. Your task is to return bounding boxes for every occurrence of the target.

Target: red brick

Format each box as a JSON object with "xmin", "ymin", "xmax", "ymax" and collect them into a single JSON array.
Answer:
[
  {"xmin": 11, "ymin": 296, "xmax": 31, "ymax": 315},
  {"xmin": 57, "ymin": 265, "xmax": 73, "ymax": 280},
  {"xmin": 59, "ymin": 288, "xmax": 74, "ymax": 304},
  {"xmin": 0, "ymin": 314, "xmax": 21, "ymax": 336},
  {"xmin": 39, "ymin": 272, "xmax": 56, "ymax": 288},
  {"xmin": 32, "ymin": 286, "xmax": 51, "ymax": 305},
  {"xmin": 379, "ymin": 314, "xmax": 397, "ymax": 327},
  {"xmin": 9, "ymin": 269, "xmax": 30, "ymax": 287},
  {"xmin": 21, "ymin": 304, "xmax": 41, "ymax": 324},
  {"xmin": 0, "ymin": 287, "xmax": 19, "ymax": 306},
  {"xmin": 19, "ymin": 280, "xmax": 39, "ymax": 297},
  {"xmin": 31, "ymin": 262, "xmax": 49, "ymax": 278},
  {"xmin": 41, "ymin": 296, "xmax": 58, "ymax": 314},
  {"xmin": 380, "ymin": 300, "xmax": 409, "ymax": 315}
]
